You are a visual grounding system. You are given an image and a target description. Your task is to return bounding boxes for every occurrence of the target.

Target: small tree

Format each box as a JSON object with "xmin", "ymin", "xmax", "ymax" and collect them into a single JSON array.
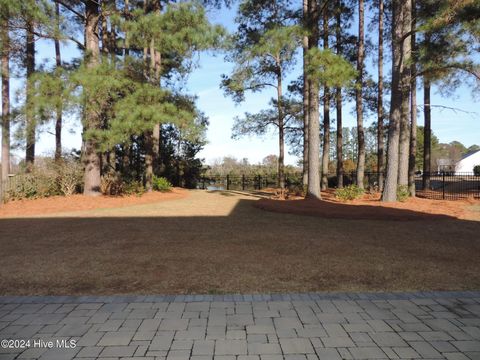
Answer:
[
  {"xmin": 473, "ymin": 165, "xmax": 480, "ymax": 176},
  {"xmin": 222, "ymin": 0, "xmax": 300, "ymax": 190}
]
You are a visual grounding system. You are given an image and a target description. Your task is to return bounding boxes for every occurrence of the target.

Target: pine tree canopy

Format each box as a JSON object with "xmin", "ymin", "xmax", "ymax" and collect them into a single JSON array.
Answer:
[{"xmin": 306, "ymin": 48, "xmax": 357, "ymax": 88}]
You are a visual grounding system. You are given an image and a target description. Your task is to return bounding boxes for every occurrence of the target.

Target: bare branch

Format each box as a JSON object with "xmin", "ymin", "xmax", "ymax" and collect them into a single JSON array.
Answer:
[{"xmin": 54, "ymin": 0, "xmax": 85, "ymax": 21}]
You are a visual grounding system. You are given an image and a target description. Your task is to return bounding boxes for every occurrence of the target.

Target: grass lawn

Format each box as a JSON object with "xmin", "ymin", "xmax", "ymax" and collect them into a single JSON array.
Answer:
[{"xmin": 0, "ymin": 190, "xmax": 479, "ymax": 295}]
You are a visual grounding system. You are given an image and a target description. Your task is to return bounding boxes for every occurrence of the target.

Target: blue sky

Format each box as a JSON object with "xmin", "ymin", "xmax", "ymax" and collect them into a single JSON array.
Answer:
[{"xmin": 4, "ymin": 2, "xmax": 479, "ymax": 166}]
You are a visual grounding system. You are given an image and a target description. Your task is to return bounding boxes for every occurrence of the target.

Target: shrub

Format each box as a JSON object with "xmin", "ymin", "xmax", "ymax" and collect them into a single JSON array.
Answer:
[
  {"xmin": 335, "ymin": 184, "xmax": 364, "ymax": 201},
  {"xmin": 152, "ymin": 176, "xmax": 172, "ymax": 192},
  {"xmin": 54, "ymin": 160, "xmax": 83, "ymax": 195},
  {"xmin": 396, "ymin": 185, "xmax": 410, "ymax": 202},
  {"xmin": 4, "ymin": 157, "xmax": 83, "ymax": 201},
  {"xmin": 474, "ymin": 165, "xmax": 480, "ymax": 176},
  {"xmin": 123, "ymin": 180, "xmax": 145, "ymax": 196},
  {"xmin": 6, "ymin": 167, "xmax": 60, "ymax": 201},
  {"xmin": 101, "ymin": 174, "xmax": 123, "ymax": 196}
]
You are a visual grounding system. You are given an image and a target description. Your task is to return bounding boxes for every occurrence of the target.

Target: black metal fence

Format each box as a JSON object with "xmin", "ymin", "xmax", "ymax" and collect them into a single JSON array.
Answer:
[
  {"xmin": 199, "ymin": 172, "xmax": 480, "ymax": 200},
  {"xmin": 415, "ymin": 172, "xmax": 480, "ymax": 200},
  {"xmin": 198, "ymin": 174, "xmax": 303, "ymax": 191}
]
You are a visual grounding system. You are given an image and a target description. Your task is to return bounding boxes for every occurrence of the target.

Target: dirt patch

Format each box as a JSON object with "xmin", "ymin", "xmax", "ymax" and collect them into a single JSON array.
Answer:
[
  {"xmin": 255, "ymin": 190, "xmax": 480, "ymax": 221},
  {"xmin": 0, "ymin": 188, "xmax": 188, "ymax": 218}
]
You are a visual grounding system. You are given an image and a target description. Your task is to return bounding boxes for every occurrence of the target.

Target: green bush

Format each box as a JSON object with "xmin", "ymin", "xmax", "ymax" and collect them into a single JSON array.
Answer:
[
  {"xmin": 335, "ymin": 184, "xmax": 364, "ymax": 201},
  {"xmin": 474, "ymin": 165, "xmax": 480, "ymax": 176},
  {"xmin": 396, "ymin": 185, "xmax": 410, "ymax": 202},
  {"xmin": 123, "ymin": 180, "xmax": 146, "ymax": 196},
  {"xmin": 152, "ymin": 176, "xmax": 172, "ymax": 192},
  {"xmin": 5, "ymin": 172, "xmax": 49, "ymax": 201}
]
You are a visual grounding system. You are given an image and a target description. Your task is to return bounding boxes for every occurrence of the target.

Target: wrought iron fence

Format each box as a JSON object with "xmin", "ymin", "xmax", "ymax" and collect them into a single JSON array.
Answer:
[
  {"xmin": 198, "ymin": 174, "xmax": 303, "ymax": 191},
  {"xmin": 415, "ymin": 172, "xmax": 480, "ymax": 200},
  {"xmin": 199, "ymin": 172, "xmax": 480, "ymax": 200}
]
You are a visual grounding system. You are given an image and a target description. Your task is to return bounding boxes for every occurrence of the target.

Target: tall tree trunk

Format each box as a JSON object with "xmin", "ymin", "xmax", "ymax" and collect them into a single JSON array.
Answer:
[
  {"xmin": 306, "ymin": 0, "xmax": 321, "ymax": 199},
  {"xmin": 277, "ymin": 62, "xmax": 285, "ymax": 191},
  {"xmin": 153, "ymin": 46, "xmax": 161, "ymax": 175},
  {"xmin": 150, "ymin": 40, "xmax": 161, "ymax": 176},
  {"xmin": 1, "ymin": 21, "xmax": 10, "ymax": 182},
  {"xmin": 382, "ymin": 0, "xmax": 405, "ymax": 201},
  {"xmin": 408, "ymin": 0, "xmax": 417, "ymax": 196},
  {"xmin": 122, "ymin": 0, "xmax": 130, "ymax": 173},
  {"xmin": 150, "ymin": 0, "xmax": 162, "ymax": 180},
  {"xmin": 335, "ymin": 89, "xmax": 343, "ymax": 188},
  {"xmin": 83, "ymin": 0, "xmax": 102, "ymax": 196},
  {"xmin": 25, "ymin": 19, "xmax": 35, "ymax": 172},
  {"xmin": 302, "ymin": 0, "xmax": 309, "ymax": 188},
  {"xmin": 422, "ymin": 77, "xmax": 431, "ymax": 190},
  {"xmin": 377, "ymin": 0, "xmax": 385, "ymax": 192},
  {"xmin": 398, "ymin": 0, "xmax": 412, "ymax": 186},
  {"xmin": 143, "ymin": 0, "xmax": 154, "ymax": 191},
  {"xmin": 335, "ymin": 0, "xmax": 343, "ymax": 189},
  {"xmin": 144, "ymin": 41, "xmax": 153, "ymax": 191},
  {"xmin": 54, "ymin": 2, "xmax": 62, "ymax": 163},
  {"xmin": 355, "ymin": 0, "xmax": 365, "ymax": 189},
  {"xmin": 145, "ymin": 130, "xmax": 154, "ymax": 191},
  {"xmin": 321, "ymin": 9, "xmax": 330, "ymax": 191}
]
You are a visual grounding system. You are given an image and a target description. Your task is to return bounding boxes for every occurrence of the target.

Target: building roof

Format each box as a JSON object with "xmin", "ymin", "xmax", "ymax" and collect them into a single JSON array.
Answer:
[{"xmin": 459, "ymin": 149, "xmax": 480, "ymax": 162}]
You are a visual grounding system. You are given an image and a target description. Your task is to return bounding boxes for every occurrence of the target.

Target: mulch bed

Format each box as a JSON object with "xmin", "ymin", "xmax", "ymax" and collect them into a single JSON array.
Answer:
[
  {"xmin": 255, "ymin": 190, "xmax": 480, "ymax": 221},
  {"xmin": 0, "ymin": 188, "xmax": 188, "ymax": 218}
]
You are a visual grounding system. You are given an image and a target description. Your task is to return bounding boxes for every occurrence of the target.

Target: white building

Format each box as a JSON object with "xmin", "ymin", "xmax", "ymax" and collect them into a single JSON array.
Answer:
[{"xmin": 455, "ymin": 150, "xmax": 480, "ymax": 174}]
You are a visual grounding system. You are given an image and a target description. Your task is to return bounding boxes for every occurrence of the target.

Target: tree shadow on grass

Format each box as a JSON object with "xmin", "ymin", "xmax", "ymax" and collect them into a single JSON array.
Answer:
[
  {"xmin": 1, "ymin": 196, "xmax": 479, "ymax": 295},
  {"xmin": 254, "ymin": 197, "xmax": 464, "ymax": 221}
]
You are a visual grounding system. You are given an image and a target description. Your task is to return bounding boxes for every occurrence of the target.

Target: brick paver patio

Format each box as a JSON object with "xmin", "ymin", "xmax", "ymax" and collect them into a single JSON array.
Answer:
[{"xmin": 0, "ymin": 292, "xmax": 479, "ymax": 360}]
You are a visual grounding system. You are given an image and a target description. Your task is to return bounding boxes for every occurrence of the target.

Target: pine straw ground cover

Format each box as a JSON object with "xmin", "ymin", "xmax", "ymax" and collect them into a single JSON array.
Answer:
[{"xmin": 0, "ymin": 190, "xmax": 479, "ymax": 295}]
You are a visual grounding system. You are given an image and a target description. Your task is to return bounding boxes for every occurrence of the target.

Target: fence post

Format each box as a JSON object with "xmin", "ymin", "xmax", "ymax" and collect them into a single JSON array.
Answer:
[
  {"xmin": 442, "ymin": 172, "xmax": 446, "ymax": 200},
  {"xmin": 242, "ymin": 174, "xmax": 245, "ymax": 190},
  {"xmin": 226, "ymin": 175, "xmax": 230, "ymax": 190},
  {"xmin": 258, "ymin": 175, "xmax": 262, "ymax": 190}
]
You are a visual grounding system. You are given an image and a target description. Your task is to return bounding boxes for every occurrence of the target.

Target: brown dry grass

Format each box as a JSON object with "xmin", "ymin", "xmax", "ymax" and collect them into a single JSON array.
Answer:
[{"xmin": 0, "ymin": 190, "xmax": 479, "ymax": 295}]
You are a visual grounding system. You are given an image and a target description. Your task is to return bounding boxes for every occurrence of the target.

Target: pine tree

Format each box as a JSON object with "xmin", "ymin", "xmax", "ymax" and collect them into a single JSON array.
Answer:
[
  {"xmin": 1, "ymin": 6, "xmax": 12, "ymax": 181},
  {"xmin": 408, "ymin": 0, "xmax": 417, "ymax": 196},
  {"xmin": 54, "ymin": 2, "xmax": 62, "ymax": 163},
  {"xmin": 320, "ymin": 7, "xmax": 330, "ymax": 191},
  {"xmin": 417, "ymin": 0, "xmax": 479, "ymax": 190},
  {"xmin": 83, "ymin": 0, "xmax": 102, "ymax": 196},
  {"xmin": 355, "ymin": 0, "xmax": 366, "ymax": 189},
  {"xmin": 222, "ymin": 0, "xmax": 299, "ymax": 191},
  {"xmin": 335, "ymin": 0, "xmax": 343, "ymax": 189},
  {"xmin": 377, "ymin": 0, "xmax": 385, "ymax": 192},
  {"xmin": 24, "ymin": 13, "xmax": 36, "ymax": 171},
  {"xmin": 383, "ymin": 0, "xmax": 411, "ymax": 201},
  {"xmin": 397, "ymin": 0, "xmax": 412, "ymax": 188},
  {"xmin": 302, "ymin": 0, "xmax": 309, "ymax": 188},
  {"xmin": 305, "ymin": 0, "xmax": 321, "ymax": 199}
]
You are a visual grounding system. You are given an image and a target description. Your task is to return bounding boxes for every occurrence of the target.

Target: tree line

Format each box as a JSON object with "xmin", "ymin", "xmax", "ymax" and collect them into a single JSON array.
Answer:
[
  {"xmin": 1, "ymin": 0, "xmax": 225, "ymax": 194},
  {"xmin": 222, "ymin": 0, "xmax": 479, "ymax": 200},
  {"xmin": 1, "ymin": 0, "xmax": 479, "ymax": 201}
]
